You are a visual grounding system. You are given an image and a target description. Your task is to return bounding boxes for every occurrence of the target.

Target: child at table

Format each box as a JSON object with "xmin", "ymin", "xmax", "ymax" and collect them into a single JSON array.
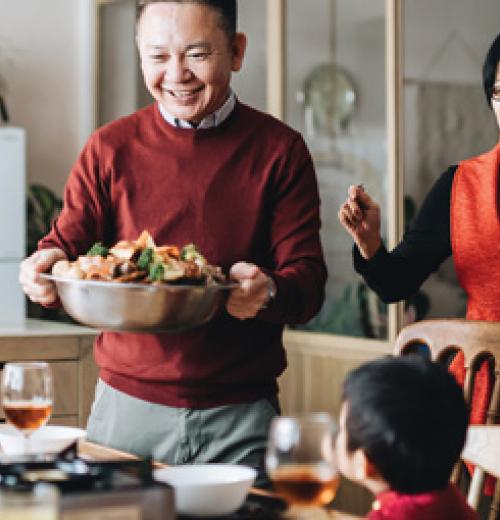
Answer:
[{"xmin": 335, "ymin": 355, "xmax": 479, "ymax": 520}]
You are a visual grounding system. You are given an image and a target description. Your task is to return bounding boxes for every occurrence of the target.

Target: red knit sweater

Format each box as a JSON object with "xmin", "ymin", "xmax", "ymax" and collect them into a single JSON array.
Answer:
[
  {"xmin": 39, "ymin": 101, "xmax": 327, "ymax": 408},
  {"xmin": 368, "ymin": 485, "xmax": 479, "ymax": 520}
]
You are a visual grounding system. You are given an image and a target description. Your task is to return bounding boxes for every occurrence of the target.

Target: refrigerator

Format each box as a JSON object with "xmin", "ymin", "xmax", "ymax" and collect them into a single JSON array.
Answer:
[{"xmin": 0, "ymin": 125, "xmax": 26, "ymax": 325}]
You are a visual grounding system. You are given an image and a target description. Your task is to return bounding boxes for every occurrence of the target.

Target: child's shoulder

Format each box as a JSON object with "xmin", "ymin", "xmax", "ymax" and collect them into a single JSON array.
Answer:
[{"xmin": 366, "ymin": 485, "xmax": 479, "ymax": 520}]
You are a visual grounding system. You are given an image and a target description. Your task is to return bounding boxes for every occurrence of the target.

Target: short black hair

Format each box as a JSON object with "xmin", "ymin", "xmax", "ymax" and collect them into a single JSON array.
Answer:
[
  {"xmin": 342, "ymin": 355, "xmax": 468, "ymax": 494},
  {"xmin": 136, "ymin": 0, "xmax": 237, "ymax": 41},
  {"xmin": 483, "ymin": 31, "xmax": 500, "ymax": 107}
]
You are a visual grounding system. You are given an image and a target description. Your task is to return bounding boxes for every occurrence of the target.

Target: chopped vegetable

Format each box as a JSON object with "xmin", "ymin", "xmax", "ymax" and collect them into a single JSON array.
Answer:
[
  {"xmin": 137, "ymin": 247, "xmax": 154, "ymax": 270},
  {"xmin": 180, "ymin": 244, "xmax": 205, "ymax": 264},
  {"xmin": 148, "ymin": 262, "xmax": 165, "ymax": 282},
  {"xmin": 86, "ymin": 242, "xmax": 109, "ymax": 257}
]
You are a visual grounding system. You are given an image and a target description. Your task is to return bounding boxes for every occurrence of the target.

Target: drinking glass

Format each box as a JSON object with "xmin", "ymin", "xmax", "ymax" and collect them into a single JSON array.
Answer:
[
  {"xmin": 266, "ymin": 413, "xmax": 339, "ymax": 518},
  {"xmin": 1, "ymin": 362, "xmax": 53, "ymax": 452}
]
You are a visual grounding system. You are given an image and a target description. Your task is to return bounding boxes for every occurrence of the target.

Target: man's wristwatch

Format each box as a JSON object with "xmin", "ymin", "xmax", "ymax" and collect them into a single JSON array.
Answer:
[{"xmin": 262, "ymin": 276, "xmax": 277, "ymax": 309}]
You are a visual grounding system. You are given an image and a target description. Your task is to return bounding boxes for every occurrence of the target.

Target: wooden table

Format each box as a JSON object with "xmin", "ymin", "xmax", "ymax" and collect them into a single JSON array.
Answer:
[
  {"xmin": 462, "ymin": 425, "xmax": 500, "ymax": 478},
  {"xmin": 78, "ymin": 441, "xmax": 363, "ymax": 520}
]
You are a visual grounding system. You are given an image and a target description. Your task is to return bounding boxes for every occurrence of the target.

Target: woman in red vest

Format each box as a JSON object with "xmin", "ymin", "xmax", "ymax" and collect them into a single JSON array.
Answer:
[
  {"xmin": 338, "ymin": 31, "xmax": 500, "ymax": 321},
  {"xmin": 339, "ymin": 30, "xmax": 500, "ymax": 501}
]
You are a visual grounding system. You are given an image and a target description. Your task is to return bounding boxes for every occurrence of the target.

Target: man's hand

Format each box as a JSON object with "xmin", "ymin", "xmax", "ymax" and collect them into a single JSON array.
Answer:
[
  {"xmin": 226, "ymin": 262, "xmax": 272, "ymax": 320},
  {"xmin": 338, "ymin": 184, "xmax": 382, "ymax": 260},
  {"xmin": 19, "ymin": 248, "xmax": 67, "ymax": 306}
]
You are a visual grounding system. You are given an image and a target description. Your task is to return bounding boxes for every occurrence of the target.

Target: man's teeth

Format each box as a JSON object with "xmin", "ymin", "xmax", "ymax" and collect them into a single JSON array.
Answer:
[{"xmin": 167, "ymin": 90, "xmax": 199, "ymax": 98}]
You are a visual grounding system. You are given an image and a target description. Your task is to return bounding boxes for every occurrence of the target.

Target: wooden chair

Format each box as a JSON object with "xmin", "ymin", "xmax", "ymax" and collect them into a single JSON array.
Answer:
[{"xmin": 394, "ymin": 319, "xmax": 500, "ymax": 519}]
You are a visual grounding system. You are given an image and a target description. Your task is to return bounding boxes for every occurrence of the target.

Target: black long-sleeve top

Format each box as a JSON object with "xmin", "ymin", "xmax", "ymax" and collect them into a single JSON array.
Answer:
[{"xmin": 354, "ymin": 166, "xmax": 458, "ymax": 303}]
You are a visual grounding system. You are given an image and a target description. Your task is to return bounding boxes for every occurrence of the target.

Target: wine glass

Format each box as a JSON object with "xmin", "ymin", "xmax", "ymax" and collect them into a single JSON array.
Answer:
[
  {"xmin": 266, "ymin": 413, "xmax": 339, "ymax": 518},
  {"xmin": 1, "ymin": 362, "xmax": 53, "ymax": 453}
]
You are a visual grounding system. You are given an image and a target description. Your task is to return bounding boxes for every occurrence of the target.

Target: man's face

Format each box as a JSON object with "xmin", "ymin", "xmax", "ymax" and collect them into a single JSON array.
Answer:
[{"xmin": 137, "ymin": 2, "xmax": 246, "ymax": 124}]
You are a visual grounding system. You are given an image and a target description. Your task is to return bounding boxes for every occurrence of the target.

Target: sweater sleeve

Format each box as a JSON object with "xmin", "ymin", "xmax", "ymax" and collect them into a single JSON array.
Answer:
[
  {"xmin": 38, "ymin": 133, "xmax": 113, "ymax": 258},
  {"xmin": 258, "ymin": 135, "xmax": 327, "ymax": 324},
  {"xmin": 353, "ymin": 166, "xmax": 456, "ymax": 303}
]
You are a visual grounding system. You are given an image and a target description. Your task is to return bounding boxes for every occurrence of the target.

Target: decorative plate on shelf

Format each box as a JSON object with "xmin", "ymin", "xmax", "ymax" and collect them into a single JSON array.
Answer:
[{"xmin": 304, "ymin": 63, "xmax": 357, "ymax": 135}]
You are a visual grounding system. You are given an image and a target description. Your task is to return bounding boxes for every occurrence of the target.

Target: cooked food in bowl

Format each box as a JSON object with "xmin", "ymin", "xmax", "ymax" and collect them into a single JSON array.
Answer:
[
  {"xmin": 51, "ymin": 230, "xmax": 226, "ymax": 286},
  {"xmin": 43, "ymin": 231, "xmax": 235, "ymax": 332}
]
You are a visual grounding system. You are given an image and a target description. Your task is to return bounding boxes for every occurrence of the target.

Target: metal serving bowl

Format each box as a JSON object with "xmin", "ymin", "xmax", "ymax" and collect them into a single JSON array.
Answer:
[{"xmin": 41, "ymin": 274, "xmax": 236, "ymax": 333}]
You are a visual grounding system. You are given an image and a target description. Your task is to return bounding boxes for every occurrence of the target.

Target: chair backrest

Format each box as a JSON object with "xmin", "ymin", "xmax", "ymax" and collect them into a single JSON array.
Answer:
[{"xmin": 394, "ymin": 319, "xmax": 500, "ymax": 517}]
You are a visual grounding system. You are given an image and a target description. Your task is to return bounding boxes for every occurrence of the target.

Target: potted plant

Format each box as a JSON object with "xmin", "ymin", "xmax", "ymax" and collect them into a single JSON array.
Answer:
[{"xmin": 26, "ymin": 185, "xmax": 72, "ymax": 322}]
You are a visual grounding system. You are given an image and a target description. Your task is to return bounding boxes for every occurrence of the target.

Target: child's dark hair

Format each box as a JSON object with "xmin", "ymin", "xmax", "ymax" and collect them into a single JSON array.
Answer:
[{"xmin": 342, "ymin": 355, "xmax": 468, "ymax": 494}]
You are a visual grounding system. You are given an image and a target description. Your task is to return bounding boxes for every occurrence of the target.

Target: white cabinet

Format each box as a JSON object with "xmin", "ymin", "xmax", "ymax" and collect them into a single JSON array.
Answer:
[
  {"xmin": 0, "ymin": 126, "xmax": 25, "ymax": 259},
  {"xmin": 0, "ymin": 126, "xmax": 26, "ymax": 325}
]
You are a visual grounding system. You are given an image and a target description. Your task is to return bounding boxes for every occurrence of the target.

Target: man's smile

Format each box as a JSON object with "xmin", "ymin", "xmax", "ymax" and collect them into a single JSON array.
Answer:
[{"xmin": 162, "ymin": 86, "xmax": 204, "ymax": 99}]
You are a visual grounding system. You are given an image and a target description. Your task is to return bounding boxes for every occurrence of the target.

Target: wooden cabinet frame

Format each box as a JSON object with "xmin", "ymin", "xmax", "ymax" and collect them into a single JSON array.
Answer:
[{"xmin": 267, "ymin": 0, "xmax": 405, "ymax": 351}]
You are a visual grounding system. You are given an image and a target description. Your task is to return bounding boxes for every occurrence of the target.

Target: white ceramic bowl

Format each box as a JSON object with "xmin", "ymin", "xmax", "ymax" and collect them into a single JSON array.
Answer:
[
  {"xmin": 0, "ymin": 425, "xmax": 86, "ymax": 455},
  {"xmin": 154, "ymin": 464, "xmax": 257, "ymax": 517}
]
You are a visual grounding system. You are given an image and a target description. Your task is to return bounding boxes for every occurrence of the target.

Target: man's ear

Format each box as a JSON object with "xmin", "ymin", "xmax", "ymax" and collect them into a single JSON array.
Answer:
[{"xmin": 231, "ymin": 33, "xmax": 247, "ymax": 72}]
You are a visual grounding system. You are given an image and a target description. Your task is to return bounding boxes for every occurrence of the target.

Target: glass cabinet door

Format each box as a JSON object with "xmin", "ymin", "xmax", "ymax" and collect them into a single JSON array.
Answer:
[{"xmin": 284, "ymin": 0, "xmax": 390, "ymax": 339}]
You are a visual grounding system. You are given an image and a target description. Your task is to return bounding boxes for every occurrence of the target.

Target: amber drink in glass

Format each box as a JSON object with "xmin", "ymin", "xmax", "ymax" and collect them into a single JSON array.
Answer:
[
  {"xmin": 266, "ymin": 414, "xmax": 339, "ymax": 517},
  {"xmin": 1, "ymin": 362, "xmax": 53, "ymax": 451}
]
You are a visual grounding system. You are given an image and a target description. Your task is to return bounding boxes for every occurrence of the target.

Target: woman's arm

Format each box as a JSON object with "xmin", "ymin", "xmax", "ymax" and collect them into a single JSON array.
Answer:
[{"xmin": 353, "ymin": 166, "xmax": 457, "ymax": 303}]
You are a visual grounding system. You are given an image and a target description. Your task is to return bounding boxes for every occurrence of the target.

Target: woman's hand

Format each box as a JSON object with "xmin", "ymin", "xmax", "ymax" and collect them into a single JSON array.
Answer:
[
  {"xmin": 226, "ymin": 262, "xmax": 272, "ymax": 320},
  {"xmin": 338, "ymin": 185, "xmax": 382, "ymax": 260},
  {"xmin": 19, "ymin": 248, "xmax": 67, "ymax": 305}
]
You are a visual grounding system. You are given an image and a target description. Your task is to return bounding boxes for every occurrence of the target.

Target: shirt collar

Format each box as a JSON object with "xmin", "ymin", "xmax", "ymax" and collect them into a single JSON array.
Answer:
[{"xmin": 159, "ymin": 90, "xmax": 236, "ymax": 130}]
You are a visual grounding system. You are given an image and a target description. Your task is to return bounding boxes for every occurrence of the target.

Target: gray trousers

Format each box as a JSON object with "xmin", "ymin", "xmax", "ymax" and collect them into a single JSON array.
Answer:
[{"xmin": 86, "ymin": 379, "xmax": 279, "ymax": 487}]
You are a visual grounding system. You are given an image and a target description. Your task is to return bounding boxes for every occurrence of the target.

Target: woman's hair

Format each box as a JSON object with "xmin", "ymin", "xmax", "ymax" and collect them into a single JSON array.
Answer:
[
  {"xmin": 342, "ymin": 355, "xmax": 468, "ymax": 494},
  {"xmin": 483, "ymin": 31, "xmax": 500, "ymax": 107},
  {"xmin": 136, "ymin": 0, "xmax": 237, "ymax": 41}
]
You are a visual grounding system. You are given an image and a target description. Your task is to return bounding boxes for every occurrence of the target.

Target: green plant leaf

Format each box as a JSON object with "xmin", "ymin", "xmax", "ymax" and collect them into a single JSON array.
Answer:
[{"xmin": 26, "ymin": 184, "xmax": 63, "ymax": 256}]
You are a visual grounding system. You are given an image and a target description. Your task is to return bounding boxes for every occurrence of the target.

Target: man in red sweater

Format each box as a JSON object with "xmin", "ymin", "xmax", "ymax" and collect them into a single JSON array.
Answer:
[
  {"xmin": 19, "ymin": 0, "xmax": 326, "ymax": 485},
  {"xmin": 336, "ymin": 356, "xmax": 478, "ymax": 519}
]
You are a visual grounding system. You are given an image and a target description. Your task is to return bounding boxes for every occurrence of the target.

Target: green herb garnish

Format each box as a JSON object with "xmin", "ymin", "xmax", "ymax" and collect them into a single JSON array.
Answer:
[
  {"xmin": 148, "ymin": 262, "xmax": 165, "ymax": 281},
  {"xmin": 86, "ymin": 242, "xmax": 109, "ymax": 257},
  {"xmin": 180, "ymin": 243, "xmax": 204, "ymax": 263},
  {"xmin": 137, "ymin": 247, "xmax": 154, "ymax": 271}
]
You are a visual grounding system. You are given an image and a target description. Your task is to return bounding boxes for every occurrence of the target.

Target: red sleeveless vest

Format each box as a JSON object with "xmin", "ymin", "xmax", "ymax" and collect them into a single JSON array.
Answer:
[
  {"xmin": 451, "ymin": 142, "xmax": 500, "ymax": 319},
  {"xmin": 450, "ymin": 142, "xmax": 500, "ymax": 494}
]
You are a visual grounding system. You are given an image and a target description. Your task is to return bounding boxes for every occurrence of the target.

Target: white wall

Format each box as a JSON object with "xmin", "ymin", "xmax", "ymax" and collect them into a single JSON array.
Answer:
[
  {"xmin": 0, "ymin": 0, "xmax": 89, "ymax": 195},
  {"xmin": 404, "ymin": 0, "xmax": 500, "ymax": 203}
]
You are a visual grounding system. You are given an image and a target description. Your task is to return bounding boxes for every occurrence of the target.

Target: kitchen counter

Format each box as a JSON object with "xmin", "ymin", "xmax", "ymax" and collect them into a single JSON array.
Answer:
[
  {"xmin": 0, "ymin": 318, "xmax": 97, "ymax": 337},
  {"xmin": 0, "ymin": 319, "xmax": 99, "ymax": 428}
]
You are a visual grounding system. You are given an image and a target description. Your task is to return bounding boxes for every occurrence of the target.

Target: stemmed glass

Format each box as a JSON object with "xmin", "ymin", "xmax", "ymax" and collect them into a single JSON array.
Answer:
[
  {"xmin": 1, "ymin": 362, "xmax": 53, "ymax": 453},
  {"xmin": 266, "ymin": 413, "xmax": 339, "ymax": 518}
]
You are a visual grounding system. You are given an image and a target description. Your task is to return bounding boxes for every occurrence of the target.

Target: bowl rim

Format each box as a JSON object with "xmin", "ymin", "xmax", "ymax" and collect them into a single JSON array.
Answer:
[
  {"xmin": 0, "ymin": 424, "xmax": 87, "ymax": 439},
  {"xmin": 41, "ymin": 273, "xmax": 238, "ymax": 292},
  {"xmin": 154, "ymin": 464, "xmax": 257, "ymax": 487}
]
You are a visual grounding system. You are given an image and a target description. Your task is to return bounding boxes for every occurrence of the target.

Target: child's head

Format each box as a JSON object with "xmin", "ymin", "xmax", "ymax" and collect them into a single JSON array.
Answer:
[{"xmin": 335, "ymin": 355, "xmax": 468, "ymax": 495}]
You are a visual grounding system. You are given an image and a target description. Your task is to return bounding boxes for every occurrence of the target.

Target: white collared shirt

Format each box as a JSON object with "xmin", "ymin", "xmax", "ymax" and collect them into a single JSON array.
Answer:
[{"xmin": 159, "ymin": 90, "xmax": 236, "ymax": 129}]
